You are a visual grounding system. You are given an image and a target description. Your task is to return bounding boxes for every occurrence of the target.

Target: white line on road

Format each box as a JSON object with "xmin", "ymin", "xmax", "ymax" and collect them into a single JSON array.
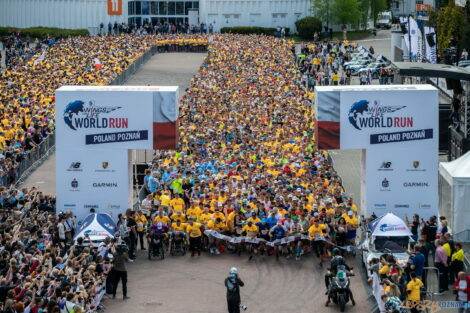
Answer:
[{"xmin": 357, "ymin": 38, "xmax": 391, "ymax": 42}]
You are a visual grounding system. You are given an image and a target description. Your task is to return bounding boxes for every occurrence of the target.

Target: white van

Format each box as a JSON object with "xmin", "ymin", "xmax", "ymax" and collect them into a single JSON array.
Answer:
[{"xmin": 377, "ymin": 11, "xmax": 392, "ymax": 29}]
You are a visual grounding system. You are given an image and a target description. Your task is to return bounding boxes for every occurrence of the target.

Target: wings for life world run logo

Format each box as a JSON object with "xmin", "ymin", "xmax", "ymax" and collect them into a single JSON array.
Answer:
[
  {"xmin": 379, "ymin": 223, "xmax": 407, "ymax": 232},
  {"xmin": 348, "ymin": 99, "xmax": 410, "ymax": 130},
  {"xmin": 63, "ymin": 100, "xmax": 149, "ymax": 145},
  {"xmin": 347, "ymin": 99, "xmax": 434, "ymax": 144},
  {"xmin": 63, "ymin": 100, "xmax": 126, "ymax": 131}
]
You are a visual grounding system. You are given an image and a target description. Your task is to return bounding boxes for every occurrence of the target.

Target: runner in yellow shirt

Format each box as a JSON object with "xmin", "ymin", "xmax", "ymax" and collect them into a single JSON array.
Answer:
[
  {"xmin": 134, "ymin": 211, "xmax": 148, "ymax": 250},
  {"xmin": 186, "ymin": 219, "xmax": 203, "ymax": 257}
]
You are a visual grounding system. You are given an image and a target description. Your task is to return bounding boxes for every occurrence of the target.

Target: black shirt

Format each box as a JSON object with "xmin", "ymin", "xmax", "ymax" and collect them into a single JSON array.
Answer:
[
  {"xmin": 411, "ymin": 221, "xmax": 419, "ymax": 235},
  {"xmin": 422, "ymin": 222, "xmax": 437, "ymax": 243}
]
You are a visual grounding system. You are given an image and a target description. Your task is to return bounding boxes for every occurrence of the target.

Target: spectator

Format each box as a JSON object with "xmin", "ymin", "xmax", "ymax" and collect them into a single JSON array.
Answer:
[
  {"xmin": 434, "ymin": 239, "xmax": 449, "ymax": 293},
  {"xmin": 454, "ymin": 271, "xmax": 470, "ymax": 313}
]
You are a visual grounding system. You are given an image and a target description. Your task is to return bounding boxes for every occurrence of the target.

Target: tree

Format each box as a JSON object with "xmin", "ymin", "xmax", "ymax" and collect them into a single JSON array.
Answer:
[
  {"xmin": 358, "ymin": 0, "xmax": 371, "ymax": 30},
  {"xmin": 332, "ymin": 0, "xmax": 361, "ymax": 26},
  {"xmin": 369, "ymin": 0, "xmax": 387, "ymax": 26},
  {"xmin": 311, "ymin": 0, "xmax": 333, "ymax": 30},
  {"xmin": 295, "ymin": 17, "xmax": 323, "ymax": 39},
  {"xmin": 436, "ymin": 0, "xmax": 465, "ymax": 53}
]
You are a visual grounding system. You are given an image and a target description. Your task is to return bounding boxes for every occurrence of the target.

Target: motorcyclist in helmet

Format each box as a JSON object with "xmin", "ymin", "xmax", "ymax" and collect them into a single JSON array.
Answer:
[{"xmin": 325, "ymin": 248, "xmax": 355, "ymax": 306}]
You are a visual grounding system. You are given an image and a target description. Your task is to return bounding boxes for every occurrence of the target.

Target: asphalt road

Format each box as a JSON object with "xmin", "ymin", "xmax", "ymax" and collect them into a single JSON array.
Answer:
[{"xmin": 105, "ymin": 250, "xmax": 370, "ymax": 313}]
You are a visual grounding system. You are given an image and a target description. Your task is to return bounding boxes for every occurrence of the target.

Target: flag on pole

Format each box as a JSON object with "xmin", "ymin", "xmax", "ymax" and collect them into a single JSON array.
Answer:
[
  {"xmin": 33, "ymin": 51, "xmax": 46, "ymax": 66},
  {"xmin": 94, "ymin": 58, "xmax": 103, "ymax": 69}
]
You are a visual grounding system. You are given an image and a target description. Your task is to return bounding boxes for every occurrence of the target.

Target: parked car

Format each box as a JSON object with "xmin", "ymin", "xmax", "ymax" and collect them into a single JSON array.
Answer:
[
  {"xmin": 377, "ymin": 11, "xmax": 392, "ymax": 29},
  {"xmin": 345, "ymin": 59, "xmax": 373, "ymax": 72},
  {"xmin": 357, "ymin": 62, "xmax": 390, "ymax": 78}
]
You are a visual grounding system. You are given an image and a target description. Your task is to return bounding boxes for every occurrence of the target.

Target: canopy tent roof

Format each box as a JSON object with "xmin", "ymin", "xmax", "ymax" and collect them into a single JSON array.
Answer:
[
  {"xmin": 74, "ymin": 213, "xmax": 117, "ymax": 242},
  {"xmin": 391, "ymin": 62, "xmax": 470, "ymax": 81},
  {"xmin": 440, "ymin": 151, "xmax": 470, "ymax": 185},
  {"xmin": 368, "ymin": 213, "xmax": 413, "ymax": 237}
]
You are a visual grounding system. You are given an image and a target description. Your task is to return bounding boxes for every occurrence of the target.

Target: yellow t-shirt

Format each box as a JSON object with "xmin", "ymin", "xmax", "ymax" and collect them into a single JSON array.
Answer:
[
  {"xmin": 242, "ymin": 224, "xmax": 259, "ymax": 238},
  {"xmin": 379, "ymin": 265, "xmax": 390, "ymax": 275},
  {"xmin": 186, "ymin": 223, "xmax": 202, "ymax": 238},
  {"xmin": 170, "ymin": 198, "xmax": 185, "ymax": 213},
  {"xmin": 135, "ymin": 215, "xmax": 147, "ymax": 232},
  {"xmin": 186, "ymin": 207, "xmax": 202, "ymax": 220},
  {"xmin": 212, "ymin": 212, "xmax": 226, "ymax": 222},
  {"xmin": 171, "ymin": 213, "xmax": 186, "ymax": 223},
  {"xmin": 154, "ymin": 215, "xmax": 170, "ymax": 226},
  {"xmin": 159, "ymin": 194, "xmax": 171, "ymax": 206},
  {"xmin": 247, "ymin": 217, "xmax": 261, "ymax": 224},
  {"xmin": 308, "ymin": 224, "xmax": 327, "ymax": 239},
  {"xmin": 407, "ymin": 279, "xmax": 423, "ymax": 301},
  {"xmin": 207, "ymin": 220, "xmax": 226, "ymax": 232},
  {"xmin": 171, "ymin": 223, "xmax": 187, "ymax": 232},
  {"xmin": 199, "ymin": 213, "xmax": 212, "ymax": 225}
]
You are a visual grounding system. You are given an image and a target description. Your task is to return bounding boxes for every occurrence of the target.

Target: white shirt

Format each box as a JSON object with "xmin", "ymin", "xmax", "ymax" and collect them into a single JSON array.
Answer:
[{"xmin": 459, "ymin": 279, "xmax": 468, "ymax": 301}]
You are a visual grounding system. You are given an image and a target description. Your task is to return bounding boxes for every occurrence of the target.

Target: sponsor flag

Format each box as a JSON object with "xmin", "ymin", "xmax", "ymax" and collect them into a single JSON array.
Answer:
[{"xmin": 153, "ymin": 91, "xmax": 178, "ymax": 149}]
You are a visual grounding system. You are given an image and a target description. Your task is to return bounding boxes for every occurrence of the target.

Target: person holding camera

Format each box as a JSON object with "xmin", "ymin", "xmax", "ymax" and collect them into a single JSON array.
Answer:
[
  {"xmin": 110, "ymin": 241, "xmax": 130, "ymax": 300},
  {"xmin": 225, "ymin": 267, "xmax": 245, "ymax": 313}
]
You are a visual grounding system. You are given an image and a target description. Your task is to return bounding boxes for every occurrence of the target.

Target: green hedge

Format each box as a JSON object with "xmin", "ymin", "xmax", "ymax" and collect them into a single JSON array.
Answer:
[
  {"xmin": 295, "ymin": 17, "xmax": 322, "ymax": 40},
  {"xmin": 0, "ymin": 27, "xmax": 89, "ymax": 39},
  {"xmin": 220, "ymin": 26, "xmax": 290, "ymax": 36}
]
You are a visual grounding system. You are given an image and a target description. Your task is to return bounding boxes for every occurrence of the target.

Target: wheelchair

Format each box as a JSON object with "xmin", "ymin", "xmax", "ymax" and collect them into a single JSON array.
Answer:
[{"xmin": 169, "ymin": 231, "xmax": 187, "ymax": 256}]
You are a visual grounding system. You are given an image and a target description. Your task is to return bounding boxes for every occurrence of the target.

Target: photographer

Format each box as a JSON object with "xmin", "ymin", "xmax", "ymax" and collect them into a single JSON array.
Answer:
[{"xmin": 110, "ymin": 240, "xmax": 130, "ymax": 300}]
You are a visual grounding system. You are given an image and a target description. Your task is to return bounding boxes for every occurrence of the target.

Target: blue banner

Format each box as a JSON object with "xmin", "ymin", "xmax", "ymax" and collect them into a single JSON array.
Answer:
[
  {"xmin": 370, "ymin": 128, "xmax": 433, "ymax": 144},
  {"xmin": 85, "ymin": 130, "xmax": 148, "ymax": 145}
]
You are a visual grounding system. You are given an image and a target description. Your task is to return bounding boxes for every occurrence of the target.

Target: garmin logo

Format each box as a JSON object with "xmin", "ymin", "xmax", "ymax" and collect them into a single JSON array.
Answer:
[
  {"xmin": 92, "ymin": 182, "xmax": 118, "ymax": 188},
  {"xmin": 403, "ymin": 182, "xmax": 429, "ymax": 187}
]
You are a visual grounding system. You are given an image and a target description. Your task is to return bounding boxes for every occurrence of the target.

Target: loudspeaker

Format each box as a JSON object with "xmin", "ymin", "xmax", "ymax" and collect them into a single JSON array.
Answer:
[{"xmin": 426, "ymin": 33, "xmax": 436, "ymax": 47}]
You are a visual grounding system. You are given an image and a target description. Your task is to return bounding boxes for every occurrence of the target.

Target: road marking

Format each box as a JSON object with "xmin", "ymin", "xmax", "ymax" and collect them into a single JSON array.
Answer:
[{"xmin": 357, "ymin": 38, "xmax": 391, "ymax": 42}]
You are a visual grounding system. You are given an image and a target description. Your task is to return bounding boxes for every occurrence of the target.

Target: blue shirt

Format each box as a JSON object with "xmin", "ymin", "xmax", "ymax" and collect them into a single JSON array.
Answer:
[
  {"xmin": 266, "ymin": 217, "xmax": 278, "ymax": 229},
  {"xmin": 271, "ymin": 225, "xmax": 286, "ymax": 240},
  {"xmin": 148, "ymin": 176, "xmax": 157, "ymax": 193},
  {"xmin": 412, "ymin": 253, "xmax": 425, "ymax": 277}
]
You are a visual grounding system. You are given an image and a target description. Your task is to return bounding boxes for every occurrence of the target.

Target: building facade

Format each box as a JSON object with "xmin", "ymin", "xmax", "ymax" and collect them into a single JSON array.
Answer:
[{"xmin": 0, "ymin": 0, "xmax": 311, "ymax": 34}]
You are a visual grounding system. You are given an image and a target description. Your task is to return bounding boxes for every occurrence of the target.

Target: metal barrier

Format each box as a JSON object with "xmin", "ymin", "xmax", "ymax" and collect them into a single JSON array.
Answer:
[
  {"xmin": 6, "ymin": 45, "xmax": 160, "ymax": 188},
  {"xmin": 108, "ymin": 45, "xmax": 158, "ymax": 86},
  {"xmin": 5, "ymin": 133, "xmax": 56, "ymax": 187}
]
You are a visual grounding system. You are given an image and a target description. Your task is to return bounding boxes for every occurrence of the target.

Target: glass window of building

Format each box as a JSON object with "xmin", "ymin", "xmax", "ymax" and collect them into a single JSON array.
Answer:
[
  {"xmin": 176, "ymin": 2, "xmax": 184, "ymax": 15},
  {"xmin": 193, "ymin": 1, "xmax": 199, "ymax": 9},
  {"xmin": 184, "ymin": 1, "xmax": 192, "ymax": 15},
  {"xmin": 135, "ymin": 1, "xmax": 141, "ymax": 14},
  {"xmin": 168, "ymin": 2, "xmax": 176, "ymax": 15},
  {"xmin": 159, "ymin": 1, "xmax": 167, "ymax": 15},
  {"xmin": 151, "ymin": 1, "xmax": 158, "ymax": 14},
  {"xmin": 136, "ymin": 16, "xmax": 142, "ymax": 25},
  {"xmin": 141, "ymin": 1, "xmax": 150, "ymax": 15},
  {"xmin": 128, "ymin": 1, "xmax": 135, "ymax": 15}
]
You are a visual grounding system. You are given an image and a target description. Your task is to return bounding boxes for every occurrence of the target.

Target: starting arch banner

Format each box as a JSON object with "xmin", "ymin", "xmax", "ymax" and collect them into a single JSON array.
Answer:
[
  {"xmin": 314, "ymin": 85, "xmax": 438, "ymax": 218},
  {"xmin": 56, "ymin": 86, "xmax": 179, "ymax": 221}
]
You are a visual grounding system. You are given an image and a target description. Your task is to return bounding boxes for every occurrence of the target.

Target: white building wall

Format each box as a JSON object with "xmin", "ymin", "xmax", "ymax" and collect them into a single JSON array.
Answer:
[
  {"xmin": 0, "ymin": 0, "xmax": 127, "ymax": 33},
  {"xmin": 0, "ymin": 0, "xmax": 312, "ymax": 33},
  {"xmin": 199, "ymin": 0, "xmax": 311, "ymax": 33}
]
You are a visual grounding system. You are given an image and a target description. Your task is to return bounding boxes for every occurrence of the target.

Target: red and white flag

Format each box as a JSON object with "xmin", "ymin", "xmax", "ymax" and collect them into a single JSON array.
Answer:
[{"xmin": 153, "ymin": 91, "xmax": 178, "ymax": 149}]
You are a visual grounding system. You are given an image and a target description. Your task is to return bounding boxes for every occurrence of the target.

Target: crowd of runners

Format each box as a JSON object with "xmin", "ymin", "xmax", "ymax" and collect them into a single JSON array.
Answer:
[{"xmin": 133, "ymin": 34, "xmax": 361, "ymax": 265}]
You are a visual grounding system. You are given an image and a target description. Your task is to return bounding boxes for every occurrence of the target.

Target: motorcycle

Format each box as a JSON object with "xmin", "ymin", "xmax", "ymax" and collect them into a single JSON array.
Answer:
[
  {"xmin": 148, "ymin": 233, "xmax": 165, "ymax": 260},
  {"xmin": 328, "ymin": 265, "xmax": 354, "ymax": 312}
]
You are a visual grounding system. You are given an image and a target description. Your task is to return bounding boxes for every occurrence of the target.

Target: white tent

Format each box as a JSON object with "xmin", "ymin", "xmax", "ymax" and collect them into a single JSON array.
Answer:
[
  {"xmin": 439, "ymin": 152, "xmax": 470, "ymax": 242},
  {"xmin": 74, "ymin": 213, "xmax": 117, "ymax": 243},
  {"xmin": 368, "ymin": 213, "xmax": 413, "ymax": 237}
]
